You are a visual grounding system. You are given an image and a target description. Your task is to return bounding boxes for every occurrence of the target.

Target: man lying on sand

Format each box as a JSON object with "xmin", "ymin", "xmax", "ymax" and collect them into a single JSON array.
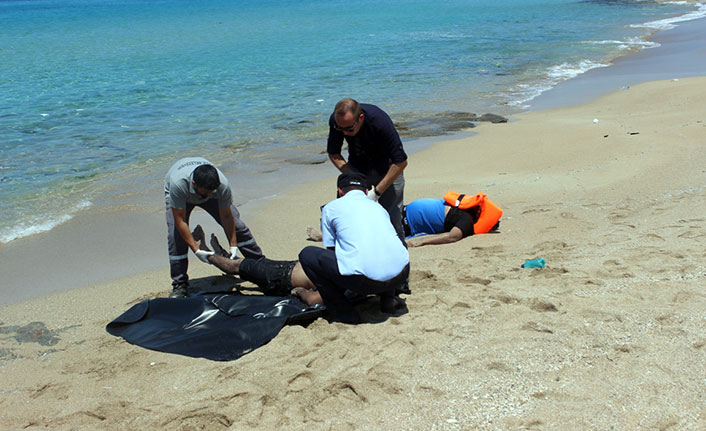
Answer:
[
  {"xmin": 191, "ymin": 224, "xmax": 321, "ymax": 305},
  {"xmin": 194, "ymin": 224, "xmax": 405, "ymax": 317},
  {"xmin": 307, "ymin": 192, "xmax": 501, "ymax": 247}
]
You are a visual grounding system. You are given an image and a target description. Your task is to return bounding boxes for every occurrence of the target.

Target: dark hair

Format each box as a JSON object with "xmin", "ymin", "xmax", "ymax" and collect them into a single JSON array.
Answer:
[{"xmin": 192, "ymin": 164, "xmax": 220, "ymax": 190}]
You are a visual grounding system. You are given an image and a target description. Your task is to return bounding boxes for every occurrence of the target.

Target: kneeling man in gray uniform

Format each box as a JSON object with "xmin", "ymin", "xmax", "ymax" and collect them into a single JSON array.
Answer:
[{"xmin": 165, "ymin": 157, "xmax": 264, "ymax": 298}]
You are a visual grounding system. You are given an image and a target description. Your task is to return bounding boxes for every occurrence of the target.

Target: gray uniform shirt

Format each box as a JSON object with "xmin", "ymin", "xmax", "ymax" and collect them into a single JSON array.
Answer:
[{"xmin": 164, "ymin": 157, "xmax": 233, "ymax": 210}]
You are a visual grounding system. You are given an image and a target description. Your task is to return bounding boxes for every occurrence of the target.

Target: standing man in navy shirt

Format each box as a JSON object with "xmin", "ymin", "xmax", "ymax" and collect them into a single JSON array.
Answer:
[{"xmin": 327, "ymin": 98, "xmax": 408, "ymax": 241}]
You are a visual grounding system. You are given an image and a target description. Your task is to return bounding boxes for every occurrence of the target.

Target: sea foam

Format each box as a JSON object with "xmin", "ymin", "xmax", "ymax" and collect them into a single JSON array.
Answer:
[
  {"xmin": 0, "ymin": 200, "xmax": 92, "ymax": 244},
  {"xmin": 632, "ymin": 2, "xmax": 706, "ymax": 30}
]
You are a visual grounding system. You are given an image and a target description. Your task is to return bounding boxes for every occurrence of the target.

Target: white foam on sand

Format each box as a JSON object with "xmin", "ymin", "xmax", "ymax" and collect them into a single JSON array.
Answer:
[
  {"xmin": 632, "ymin": 2, "xmax": 706, "ymax": 30},
  {"xmin": 508, "ymin": 60, "xmax": 610, "ymax": 108},
  {"xmin": 0, "ymin": 200, "xmax": 92, "ymax": 244},
  {"xmin": 528, "ymin": 13, "xmax": 706, "ymax": 111},
  {"xmin": 506, "ymin": 3, "xmax": 706, "ymax": 110}
]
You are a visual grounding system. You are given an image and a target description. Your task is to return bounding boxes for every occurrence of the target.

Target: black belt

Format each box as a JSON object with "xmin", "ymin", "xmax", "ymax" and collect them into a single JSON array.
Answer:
[{"xmin": 361, "ymin": 263, "xmax": 410, "ymax": 289}]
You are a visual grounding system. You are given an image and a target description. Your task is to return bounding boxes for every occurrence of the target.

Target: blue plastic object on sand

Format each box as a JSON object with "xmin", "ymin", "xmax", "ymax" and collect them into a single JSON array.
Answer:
[{"xmin": 521, "ymin": 258, "xmax": 546, "ymax": 268}]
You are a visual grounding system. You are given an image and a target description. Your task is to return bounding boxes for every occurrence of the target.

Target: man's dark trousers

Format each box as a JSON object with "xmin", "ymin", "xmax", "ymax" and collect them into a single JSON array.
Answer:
[{"xmin": 298, "ymin": 246, "xmax": 407, "ymax": 324}]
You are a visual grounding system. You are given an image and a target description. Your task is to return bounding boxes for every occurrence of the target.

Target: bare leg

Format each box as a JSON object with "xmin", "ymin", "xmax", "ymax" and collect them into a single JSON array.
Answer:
[
  {"xmin": 192, "ymin": 225, "xmax": 207, "ymax": 250},
  {"xmin": 207, "ymin": 232, "xmax": 246, "ymax": 272},
  {"xmin": 291, "ymin": 287, "xmax": 323, "ymax": 305},
  {"xmin": 290, "ymin": 261, "xmax": 320, "ymax": 304},
  {"xmin": 306, "ymin": 226, "xmax": 323, "ymax": 242},
  {"xmin": 192, "ymin": 228, "xmax": 243, "ymax": 274},
  {"xmin": 211, "ymin": 232, "xmax": 315, "ymax": 295},
  {"xmin": 210, "ymin": 233, "xmax": 230, "ymax": 258},
  {"xmin": 209, "ymin": 254, "xmax": 244, "ymax": 274}
]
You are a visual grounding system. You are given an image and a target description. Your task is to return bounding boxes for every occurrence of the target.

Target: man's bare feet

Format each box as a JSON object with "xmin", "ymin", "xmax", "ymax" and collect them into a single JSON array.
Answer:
[
  {"xmin": 306, "ymin": 226, "xmax": 323, "ymax": 242},
  {"xmin": 291, "ymin": 287, "xmax": 323, "ymax": 306},
  {"xmin": 191, "ymin": 225, "xmax": 211, "ymax": 251},
  {"xmin": 210, "ymin": 234, "xmax": 231, "ymax": 257}
]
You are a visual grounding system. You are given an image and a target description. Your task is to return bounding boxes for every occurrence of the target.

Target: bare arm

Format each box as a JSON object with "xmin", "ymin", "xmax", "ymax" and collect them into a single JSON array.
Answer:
[
  {"xmin": 219, "ymin": 206, "xmax": 238, "ymax": 248},
  {"xmin": 374, "ymin": 160, "xmax": 407, "ymax": 195},
  {"xmin": 172, "ymin": 208, "xmax": 199, "ymax": 252},
  {"xmin": 328, "ymin": 153, "xmax": 353, "ymax": 173},
  {"xmin": 406, "ymin": 226, "xmax": 463, "ymax": 248}
]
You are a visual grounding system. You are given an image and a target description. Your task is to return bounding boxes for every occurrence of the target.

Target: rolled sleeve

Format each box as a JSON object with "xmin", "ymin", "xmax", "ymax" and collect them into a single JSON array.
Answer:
[{"xmin": 326, "ymin": 114, "xmax": 344, "ymax": 155}]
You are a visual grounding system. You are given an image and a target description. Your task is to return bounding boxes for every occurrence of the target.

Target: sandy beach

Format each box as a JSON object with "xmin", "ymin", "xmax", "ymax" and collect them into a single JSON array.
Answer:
[{"xmin": 2, "ymin": 19, "xmax": 706, "ymax": 431}]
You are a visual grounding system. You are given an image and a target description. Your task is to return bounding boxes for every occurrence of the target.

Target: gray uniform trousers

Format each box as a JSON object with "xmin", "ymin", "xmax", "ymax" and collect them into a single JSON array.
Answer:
[{"xmin": 166, "ymin": 199, "xmax": 263, "ymax": 287}]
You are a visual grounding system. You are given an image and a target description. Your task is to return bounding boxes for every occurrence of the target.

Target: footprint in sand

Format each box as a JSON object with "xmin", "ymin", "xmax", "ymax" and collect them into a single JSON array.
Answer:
[
  {"xmin": 522, "ymin": 321, "xmax": 554, "ymax": 333},
  {"xmin": 163, "ymin": 410, "xmax": 233, "ymax": 430},
  {"xmin": 521, "ymin": 206, "xmax": 552, "ymax": 215},
  {"xmin": 491, "ymin": 293, "xmax": 521, "ymax": 305},
  {"xmin": 457, "ymin": 275, "xmax": 492, "ymax": 286},
  {"xmin": 486, "ymin": 361, "xmax": 513, "ymax": 372},
  {"xmin": 528, "ymin": 299, "xmax": 558, "ymax": 312}
]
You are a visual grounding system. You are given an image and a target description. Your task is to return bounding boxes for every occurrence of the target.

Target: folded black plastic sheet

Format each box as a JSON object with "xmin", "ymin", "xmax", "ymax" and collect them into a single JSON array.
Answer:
[{"xmin": 106, "ymin": 294, "xmax": 325, "ymax": 361}]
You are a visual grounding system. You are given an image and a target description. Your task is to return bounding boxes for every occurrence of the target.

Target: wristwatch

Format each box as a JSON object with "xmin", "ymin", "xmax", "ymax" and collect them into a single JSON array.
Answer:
[{"xmin": 374, "ymin": 186, "xmax": 382, "ymax": 196}]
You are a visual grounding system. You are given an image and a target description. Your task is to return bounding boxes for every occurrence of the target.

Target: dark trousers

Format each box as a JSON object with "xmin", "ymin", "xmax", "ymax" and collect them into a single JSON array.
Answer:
[
  {"xmin": 238, "ymin": 258, "xmax": 296, "ymax": 296},
  {"xmin": 166, "ymin": 199, "xmax": 263, "ymax": 287},
  {"xmin": 298, "ymin": 246, "xmax": 408, "ymax": 324},
  {"xmin": 376, "ymin": 173, "xmax": 405, "ymax": 243}
]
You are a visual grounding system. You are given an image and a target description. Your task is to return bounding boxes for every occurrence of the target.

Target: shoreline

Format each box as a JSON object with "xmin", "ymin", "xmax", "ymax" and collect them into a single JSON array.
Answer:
[
  {"xmin": 528, "ymin": 11, "xmax": 706, "ymax": 110},
  {"xmin": 1, "ymin": 13, "xmax": 705, "ymax": 307}
]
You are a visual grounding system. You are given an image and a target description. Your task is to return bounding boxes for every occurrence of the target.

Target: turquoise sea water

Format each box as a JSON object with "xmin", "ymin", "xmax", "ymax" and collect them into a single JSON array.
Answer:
[{"xmin": 0, "ymin": 0, "xmax": 703, "ymax": 243}]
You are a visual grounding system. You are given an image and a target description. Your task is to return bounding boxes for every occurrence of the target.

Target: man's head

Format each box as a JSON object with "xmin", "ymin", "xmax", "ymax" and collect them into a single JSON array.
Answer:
[
  {"xmin": 337, "ymin": 172, "xmax": 368, "ymax": 197},
  {"xmin": 333, "ymin": 98, "xmax": 364, "ymax": 136},
  {"xmin": 192, "ymin": 164, "xmax": 220, "ymax": 198}
]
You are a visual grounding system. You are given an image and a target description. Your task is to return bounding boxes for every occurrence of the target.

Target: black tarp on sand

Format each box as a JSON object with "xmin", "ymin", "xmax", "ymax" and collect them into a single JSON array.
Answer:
[{"xmin": 106, "ymin": 294, "xmax": 325, "ymax": 361}]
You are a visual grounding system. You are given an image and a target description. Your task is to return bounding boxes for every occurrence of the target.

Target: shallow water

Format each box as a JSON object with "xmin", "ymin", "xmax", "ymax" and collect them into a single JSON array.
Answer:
[{"xmin": 0, "ymin": 0, "xmax": 702, "ymax": 243}]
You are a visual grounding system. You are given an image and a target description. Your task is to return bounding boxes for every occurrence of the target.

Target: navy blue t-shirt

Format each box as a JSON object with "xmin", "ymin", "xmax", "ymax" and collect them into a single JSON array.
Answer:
[{"xmin": 327, "ymin": 103, "xmax": 407, "ymax": 183}]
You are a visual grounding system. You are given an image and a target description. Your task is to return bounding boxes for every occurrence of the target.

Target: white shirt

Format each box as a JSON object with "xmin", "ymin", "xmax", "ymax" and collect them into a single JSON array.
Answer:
[{"xmin": 321, "ymin": 190, "xmax": 409, "ymax": 281}]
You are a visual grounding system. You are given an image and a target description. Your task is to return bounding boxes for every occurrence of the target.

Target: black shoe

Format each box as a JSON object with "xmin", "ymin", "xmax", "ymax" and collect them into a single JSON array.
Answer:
[
  {"xmin": 344, "ymin": 289, "xmax": 368, "ymax": 304},
  {"xmin": 380, "ymin": 295, "xmax": 404, "ymax": 314},
  {"xmin": 395, "ymin": 279, "xmax": 411, "ymax": 296},
  {"xmin": 169, "ymin": 283, "xmax": 189, "ymax": 298}
]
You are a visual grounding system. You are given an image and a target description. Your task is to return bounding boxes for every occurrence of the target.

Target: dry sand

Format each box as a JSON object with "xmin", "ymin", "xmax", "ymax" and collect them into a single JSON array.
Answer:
[{"xmin": 1, "ymin": 75, "xmax": 704, "ymax": 430}]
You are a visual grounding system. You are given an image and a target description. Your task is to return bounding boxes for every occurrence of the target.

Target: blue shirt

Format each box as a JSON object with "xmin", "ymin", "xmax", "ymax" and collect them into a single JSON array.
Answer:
[
  {"xmin": 405, "ymin": 198, "xmax": 446, "ymax": 236},
  {"xmin": 321, "ymin": 190, "xmax": 409, "ymax": 281}
]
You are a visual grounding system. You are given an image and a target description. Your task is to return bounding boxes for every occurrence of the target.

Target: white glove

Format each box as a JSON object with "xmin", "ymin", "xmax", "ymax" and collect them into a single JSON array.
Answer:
[
  {"xmin": 367, "ymin": 187, "xmax": 380, "ymax": 202},
  {"xmin": 229, "ymin": 246, "xmax": 239, "ymax": 259},
  {"xmin": 194, "ymin": 249, "xmax": 214, "ymax": 264}
]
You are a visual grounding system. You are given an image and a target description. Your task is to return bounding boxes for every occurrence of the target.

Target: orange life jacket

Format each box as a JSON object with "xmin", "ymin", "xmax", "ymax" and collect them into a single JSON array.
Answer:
[{"xmin": 443, "ymin": 190, "xmax": 503, "ymax": 234}]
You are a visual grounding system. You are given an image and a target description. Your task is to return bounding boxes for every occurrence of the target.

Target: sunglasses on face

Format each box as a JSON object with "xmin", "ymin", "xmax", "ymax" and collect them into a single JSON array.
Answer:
[{"xmin": 333, "ymin": 115, "xmax": 360, "ymax": 132}]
